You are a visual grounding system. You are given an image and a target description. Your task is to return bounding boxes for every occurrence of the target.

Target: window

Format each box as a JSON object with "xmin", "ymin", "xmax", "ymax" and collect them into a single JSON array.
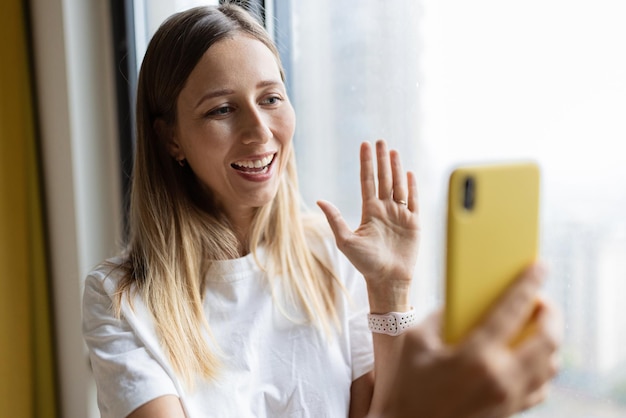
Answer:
[
  {"xmin": 285, "ymin": 1, "xmax": 626, "ymax": 416},
  {"xmin": 133, "ymin": 0, "xmax": 219, "ymax": 69}
]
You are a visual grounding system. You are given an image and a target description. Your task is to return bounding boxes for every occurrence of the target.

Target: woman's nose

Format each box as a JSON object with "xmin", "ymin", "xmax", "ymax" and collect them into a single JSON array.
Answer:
[{"xmin": 240, "ymin": 105, "xmax": 272, "ymax": 145}]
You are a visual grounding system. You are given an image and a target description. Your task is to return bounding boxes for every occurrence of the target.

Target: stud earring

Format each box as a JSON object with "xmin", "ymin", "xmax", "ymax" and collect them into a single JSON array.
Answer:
[{"xmin": 177, "ymin": 158, "xmax": 186, "ymax": 167}]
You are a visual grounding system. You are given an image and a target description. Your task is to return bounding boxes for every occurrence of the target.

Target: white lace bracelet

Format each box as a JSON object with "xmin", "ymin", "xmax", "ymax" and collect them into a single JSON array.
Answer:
[{"xmin": 368, "ymin": 308, "xmax": 417, "ymax": 336}]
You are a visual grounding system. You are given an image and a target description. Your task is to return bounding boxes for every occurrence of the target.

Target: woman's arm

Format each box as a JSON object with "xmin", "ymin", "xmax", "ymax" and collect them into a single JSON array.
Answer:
[
  {"xmin": 318, "ymin": 139, "xmax": 420, "ymax": 415},
  {"xmin": 349, "ymin": 371, "xmax": 375, "ymax": 418},
  {"xmin": 126, "ymin": 395, "xmax": 186, "ymax": 418}
]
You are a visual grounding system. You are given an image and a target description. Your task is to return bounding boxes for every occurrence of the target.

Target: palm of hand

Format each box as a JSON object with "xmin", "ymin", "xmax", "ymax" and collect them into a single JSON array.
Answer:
[{"xmin": 318, "ymin": 140, "xmax": 420, "ymax": 286}]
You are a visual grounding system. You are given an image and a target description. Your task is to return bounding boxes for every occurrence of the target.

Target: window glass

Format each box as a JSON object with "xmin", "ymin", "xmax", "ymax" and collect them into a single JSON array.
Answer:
[
  {"xmin": 287, "ymin": 1, "xmax": 626, "ymax": 416},
  {"xmin": 133, "ymin": 0, "xmax": 219, "ymax": 72}
]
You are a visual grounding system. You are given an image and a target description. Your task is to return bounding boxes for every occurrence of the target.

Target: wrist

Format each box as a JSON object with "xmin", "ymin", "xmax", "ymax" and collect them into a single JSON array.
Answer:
[
  {"xmin": 368, "ymin": 308, "xmax": 417, "ymax": 336},
  {"xmin": 367, "ymin": 281, "xmax": 411, "ymax": 314}
]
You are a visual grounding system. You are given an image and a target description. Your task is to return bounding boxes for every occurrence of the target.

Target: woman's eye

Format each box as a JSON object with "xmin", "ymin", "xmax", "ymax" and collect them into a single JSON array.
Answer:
[
  {"xmin": 262, "ymin": 96, "xmax": 282, "ymax": 105},
  {"xmin": 207, "ymin": 106, "xmax": 233, "ymax": 117}
]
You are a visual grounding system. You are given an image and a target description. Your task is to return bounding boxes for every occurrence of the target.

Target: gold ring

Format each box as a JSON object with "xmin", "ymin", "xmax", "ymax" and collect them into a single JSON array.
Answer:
[{"xmin": 394, "ymin": 199, "xmax": 407, "ymax": 206}]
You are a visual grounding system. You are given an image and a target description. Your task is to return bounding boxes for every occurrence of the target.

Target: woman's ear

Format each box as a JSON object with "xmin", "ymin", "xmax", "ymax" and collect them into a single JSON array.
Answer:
[{"xmin": 154, "ymin": 118, "xmax": 184, "ymax": 161}]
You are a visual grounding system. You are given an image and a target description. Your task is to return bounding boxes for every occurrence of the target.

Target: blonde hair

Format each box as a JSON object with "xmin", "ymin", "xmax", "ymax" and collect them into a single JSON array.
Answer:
[{"xmin": 115, "ymin": 4, "xmax": 340, "ymax": 385}]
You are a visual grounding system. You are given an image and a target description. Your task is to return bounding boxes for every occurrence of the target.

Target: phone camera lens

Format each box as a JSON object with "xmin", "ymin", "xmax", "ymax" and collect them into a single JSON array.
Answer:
[{"xmin": 463, "ymin": 176, "xmax": 475, "ymax": 210}]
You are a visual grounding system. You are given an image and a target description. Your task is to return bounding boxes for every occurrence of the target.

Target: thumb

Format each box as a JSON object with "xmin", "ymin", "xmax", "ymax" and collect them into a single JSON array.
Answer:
[
  {"xmin": 468, "ymin": 263, "xmax": 545, "ymax": 347},
  {"xmin": 317, "ymin": 200, "xmax": 352, "ymax": 246}
]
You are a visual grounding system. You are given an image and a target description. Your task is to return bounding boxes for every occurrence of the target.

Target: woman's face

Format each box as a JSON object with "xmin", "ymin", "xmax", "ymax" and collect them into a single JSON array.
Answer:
[{"xmin": 169, "ymin": 34, "xmax": 295, "ymax": 223}]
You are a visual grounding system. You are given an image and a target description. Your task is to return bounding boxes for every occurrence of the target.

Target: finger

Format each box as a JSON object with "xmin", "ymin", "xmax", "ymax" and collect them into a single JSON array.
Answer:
[
  {"xmin": 360, "ymin": 142, "xmax": 376, "ymax": 202},
  {"xmin": 468, "ymin": 263, "xmax": 546, "ymax": 346},
  {"xmin": 376, "ymin": 139, "xmax": 393, "ymax": 200},
  {"xmin": 407, "ymin": 171, "xmax": 419, "ymax": 213},
  {"xmin": 390, "ymin": 149, "xmax": 407, "ymax": 202},
  {"xmin": 521, "ymin": 296, "xmax": 563, "ymax": 350},
  {"xmin": 517, "ymin": 344, "xmax": 560, "ymax": 396},
  {"xmin": 317, "ymin": 200, "xmax": 353, "ymax": 248},
  {"xmin": 519, "ymin": 382, "xmax": 552, "ymax": 412},
  {"xmin": 518, "ymin": 348, "xmax": 560, "ymax": 398},
  {"xmin": 515, "ymin": 300, "xmax": 562, "ymax": 391}
]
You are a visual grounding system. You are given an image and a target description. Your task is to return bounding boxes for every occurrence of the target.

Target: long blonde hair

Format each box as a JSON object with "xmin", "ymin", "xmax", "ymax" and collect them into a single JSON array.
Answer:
[{"xmin": 116, "ymin": 4, "xmax": 340, "ymax": 385}]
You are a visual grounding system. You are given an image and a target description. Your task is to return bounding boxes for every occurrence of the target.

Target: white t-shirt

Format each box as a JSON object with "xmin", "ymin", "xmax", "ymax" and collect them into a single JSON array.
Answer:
[{"xmin": 82, "ymin": 239, "xmax": 374, "ymax": 418}]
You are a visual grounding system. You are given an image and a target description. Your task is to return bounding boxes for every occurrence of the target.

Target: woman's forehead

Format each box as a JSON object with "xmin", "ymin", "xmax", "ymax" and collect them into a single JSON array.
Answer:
[{"xmin": 183, "ymin": 35, "xmax": 283, "ymax": 90}]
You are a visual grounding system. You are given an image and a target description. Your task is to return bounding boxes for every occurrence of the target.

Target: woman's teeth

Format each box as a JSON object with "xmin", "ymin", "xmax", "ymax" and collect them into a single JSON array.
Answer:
[{"xmin": 232, "ymin": 154, "xmax": 274, "ymax": 171}]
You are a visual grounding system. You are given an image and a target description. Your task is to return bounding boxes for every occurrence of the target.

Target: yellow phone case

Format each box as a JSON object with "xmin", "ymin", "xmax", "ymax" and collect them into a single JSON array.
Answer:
[{"xmin": 443, "ymin": 162, "xmax": 540, "ymax": 345}]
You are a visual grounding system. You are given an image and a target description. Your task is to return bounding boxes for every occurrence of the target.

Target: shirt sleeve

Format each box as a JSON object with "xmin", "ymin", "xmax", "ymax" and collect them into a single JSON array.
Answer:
[
  {"xmin": 324, "ymin": 242, "xmax": 374, "ymax": 382},
  {"xmin": 82, "ymin": 272, "xmax": 179, "ymax": 418},
  {"xmin": 345, "ymin": 265, "xmax": 375, "ymax": 381}
]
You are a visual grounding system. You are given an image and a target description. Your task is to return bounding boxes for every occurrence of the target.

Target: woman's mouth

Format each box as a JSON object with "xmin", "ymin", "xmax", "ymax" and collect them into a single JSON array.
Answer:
[{"xmin": 231, "ymin": 153, "xmax": 275, "ymax": 174}]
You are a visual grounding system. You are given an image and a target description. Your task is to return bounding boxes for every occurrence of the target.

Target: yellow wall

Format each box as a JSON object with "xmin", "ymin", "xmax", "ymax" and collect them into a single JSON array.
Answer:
[{"xmin": 0, "ymin": 1, "xmax": 57, "ymax": 416}]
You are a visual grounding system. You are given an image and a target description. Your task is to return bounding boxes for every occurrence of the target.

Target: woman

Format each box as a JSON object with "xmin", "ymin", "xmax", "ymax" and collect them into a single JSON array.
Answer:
[{"xmin": 83, "ymin": 4, "xmax": 560, "ymax": 418}]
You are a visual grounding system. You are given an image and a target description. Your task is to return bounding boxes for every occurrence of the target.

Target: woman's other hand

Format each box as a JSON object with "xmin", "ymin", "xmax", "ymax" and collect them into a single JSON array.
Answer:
[
  {"xmin": 374, "ymin": 263, "xmax": 562, "ymax": 418},
  {"xmin": 317, "ymin": 139, "xmax": 420, "ymax": 312}
]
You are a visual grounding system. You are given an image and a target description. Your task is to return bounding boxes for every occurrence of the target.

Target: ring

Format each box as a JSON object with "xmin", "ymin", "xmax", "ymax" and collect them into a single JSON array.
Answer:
[{"xmin": 394, "ymin": 199, "xmax": 408, "ymax": 206}]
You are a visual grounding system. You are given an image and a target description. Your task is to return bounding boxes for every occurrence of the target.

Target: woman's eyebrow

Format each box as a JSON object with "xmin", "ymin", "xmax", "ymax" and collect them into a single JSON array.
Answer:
[
  {"xmin": 194, "ymin": 88, "xmax": 235, "ymax": 109},
  {"xmin": 257, "ymin": 80, "xmax": 282, "ymax": 88}
]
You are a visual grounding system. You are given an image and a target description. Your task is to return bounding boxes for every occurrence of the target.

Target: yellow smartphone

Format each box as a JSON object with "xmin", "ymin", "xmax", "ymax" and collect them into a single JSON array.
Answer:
[{"xmin": 443, "ymin": 162, "xmax": 541, "ymax": 345}]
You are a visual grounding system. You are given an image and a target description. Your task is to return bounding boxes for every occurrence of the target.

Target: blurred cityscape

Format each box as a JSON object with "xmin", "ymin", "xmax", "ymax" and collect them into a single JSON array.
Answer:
[{"xmin": 527, "ymin": 202, "xmax": 626, "ymax": 416}]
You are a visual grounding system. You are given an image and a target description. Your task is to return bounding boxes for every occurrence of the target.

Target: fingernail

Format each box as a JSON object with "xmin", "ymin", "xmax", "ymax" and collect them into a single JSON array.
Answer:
[{"xmin": 532, "ymin": 262, "xmax": 548, "ymax": 283}]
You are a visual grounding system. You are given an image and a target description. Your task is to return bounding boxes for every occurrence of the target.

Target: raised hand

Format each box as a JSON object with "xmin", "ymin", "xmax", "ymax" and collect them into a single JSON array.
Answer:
[{"xmin": 317, "ymin": 139, "xmax": 420, "ymax": 312}]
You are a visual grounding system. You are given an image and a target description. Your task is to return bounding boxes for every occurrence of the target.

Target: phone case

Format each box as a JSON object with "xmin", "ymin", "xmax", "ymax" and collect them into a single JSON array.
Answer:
[{"xmin": 443, "ymin": 162, "xmax": 540, "ymax": 344}]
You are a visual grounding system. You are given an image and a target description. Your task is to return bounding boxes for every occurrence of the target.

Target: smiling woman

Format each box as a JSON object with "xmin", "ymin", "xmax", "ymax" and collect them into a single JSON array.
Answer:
[{"xmin": 83, "ymin": 5, "xmax": 371, "ymax": 417}]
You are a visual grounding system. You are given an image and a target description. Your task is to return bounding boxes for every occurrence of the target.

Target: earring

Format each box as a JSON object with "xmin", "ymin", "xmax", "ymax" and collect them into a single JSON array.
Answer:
[{"xmin": 177, "ymin": 158, "xmax": 186, "ymax": 167}]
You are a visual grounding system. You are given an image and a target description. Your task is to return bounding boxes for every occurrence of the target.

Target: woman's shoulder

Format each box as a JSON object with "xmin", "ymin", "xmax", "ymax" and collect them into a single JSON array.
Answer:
[{"xmin": 85, "ymin": 254, "xmax": 129, "ymax": 295}]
